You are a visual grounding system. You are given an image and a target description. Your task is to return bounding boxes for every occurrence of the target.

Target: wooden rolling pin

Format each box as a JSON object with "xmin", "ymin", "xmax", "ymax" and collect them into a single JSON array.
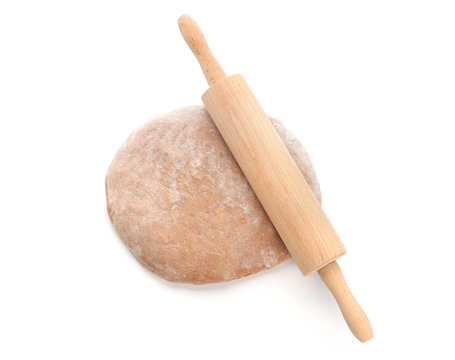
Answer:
[{"xmin": 178, "ymin": 14, "xmax": 373, "ymax": 342}]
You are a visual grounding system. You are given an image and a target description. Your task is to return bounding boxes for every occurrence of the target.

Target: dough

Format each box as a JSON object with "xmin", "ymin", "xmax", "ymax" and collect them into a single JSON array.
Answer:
[{"xmin": 106, "ymin": 105, "xmax": 321, "ymax": 284}]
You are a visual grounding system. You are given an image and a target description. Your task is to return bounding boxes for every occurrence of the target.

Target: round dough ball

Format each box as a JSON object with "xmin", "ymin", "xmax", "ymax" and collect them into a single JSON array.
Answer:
[{"xmin": 106, "ymin": 105, "xmax": 321, "ymax": 284}]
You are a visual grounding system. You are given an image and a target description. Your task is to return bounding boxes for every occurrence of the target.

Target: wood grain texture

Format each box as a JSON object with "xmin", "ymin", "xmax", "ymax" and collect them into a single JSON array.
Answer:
[{"xmin": 202, "ymin": 75, "xmax": 346, "ymax": 275}]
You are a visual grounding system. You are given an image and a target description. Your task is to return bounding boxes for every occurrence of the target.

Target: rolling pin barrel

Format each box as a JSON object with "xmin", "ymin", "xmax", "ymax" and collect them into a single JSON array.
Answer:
[
  {"xmin": 178, "ymin": 14, "xmax": 373, "ymax": 342},
  {"xmin": 202, "ymin": 74, "xmax": 346, "ymax": 275}
]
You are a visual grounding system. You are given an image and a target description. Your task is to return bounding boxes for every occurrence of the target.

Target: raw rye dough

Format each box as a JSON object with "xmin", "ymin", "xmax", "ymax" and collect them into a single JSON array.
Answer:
[{"xmin": 106, "ymin": 105, "xmax": 321, "ymax": 284}]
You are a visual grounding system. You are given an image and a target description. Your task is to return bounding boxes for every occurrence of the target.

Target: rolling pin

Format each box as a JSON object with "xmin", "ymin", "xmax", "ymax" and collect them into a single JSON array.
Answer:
[{"xmin": 178, "ymin": 14, "xmax": 373, "ymax": 342}]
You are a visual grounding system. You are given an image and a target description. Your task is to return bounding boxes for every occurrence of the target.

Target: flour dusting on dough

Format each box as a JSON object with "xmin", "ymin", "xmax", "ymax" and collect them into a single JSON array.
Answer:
[{"xmin": 105, "ymin": 105, "xmax": 321, "ymax": 284}]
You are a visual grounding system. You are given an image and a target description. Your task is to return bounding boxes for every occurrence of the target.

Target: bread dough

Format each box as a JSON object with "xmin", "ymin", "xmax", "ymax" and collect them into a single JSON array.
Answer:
[{"xmin": 106, "ymin": 105, "xmax": 321, "ymax": 284}]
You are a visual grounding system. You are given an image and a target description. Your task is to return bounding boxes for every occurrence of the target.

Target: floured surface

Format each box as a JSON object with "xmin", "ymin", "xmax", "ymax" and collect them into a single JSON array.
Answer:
[{"xmin": 106, "ymin": 105, "xmax": 321, "ymax": 284}]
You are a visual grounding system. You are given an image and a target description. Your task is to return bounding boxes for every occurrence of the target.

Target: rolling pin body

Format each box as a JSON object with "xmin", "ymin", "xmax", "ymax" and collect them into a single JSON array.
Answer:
[{"xmin": 203, "ymin": 75, "xmax": 345, "ymax": 275}]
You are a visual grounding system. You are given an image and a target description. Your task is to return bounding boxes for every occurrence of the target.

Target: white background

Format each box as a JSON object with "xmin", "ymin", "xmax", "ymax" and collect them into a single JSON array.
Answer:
[{"xmin": 1, "ymin": 1, "xmax": 454, "ymax": 359}]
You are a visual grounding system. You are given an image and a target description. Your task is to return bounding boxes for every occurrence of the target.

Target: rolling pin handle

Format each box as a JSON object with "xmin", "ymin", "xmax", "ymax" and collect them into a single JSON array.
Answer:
[
  {"xmin": 178, "ymin": 15, "xmax": 226, "ymax": 85},
  {"xmin": 318, "ymin": 261, "xmax": 373, "ymax": 342}
]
